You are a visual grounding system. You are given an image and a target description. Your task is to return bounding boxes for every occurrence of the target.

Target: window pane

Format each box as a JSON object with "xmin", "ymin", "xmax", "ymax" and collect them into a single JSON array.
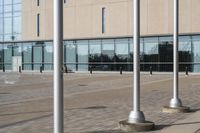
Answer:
[
  {"xmin": 89, "ymin": 40, "xmax": 101, "ymax": 62},
  {"xmin": 158, "ymin": 37, "xmax": 173, "ymax": 71},
  {"xmin": 0, "ymin": 44, "xmax": 3, "ymax": 69},
  {"xmin": 115, "ymin": 39, "xmax": 128, "ymax": 62},
  {"xmin": 179, "ymin": 36, "xmax": 192, "ymax": 62},
  {"xmin": 192, "ymin": 36, "xmax": 200, "ymax": 72},
  {"xmin": 102, "ymin": 8, "xmax": 106, "ymax": 33},
  {"xmin": 4, "ymin": 44, "xmax": 12, "ymax": 70},
  {"xmin": 4, "ymin": 0, "xmax": 12, "ymax": 5},
  {"xmin": 64, "ymin": 41, "xmax": 76, "ymax": 71},
  {"xmin": 102, "ymin": 39, "xmax": 115, "ymax": 70},
  {"xmin": 44, "ymin": 42, "xmax": 53, "ymax": 70},
  {"xmin": 89, "ymin": 40, "xmax": 101, "ymax": 70},
  {"xmin": 33, "ymin": 44, "xmax": 43, "ymax": 70},
  {"xmin": 13, "ymin": 16, "xmax": 21, "ymax": 34},
  {"xmin": 23, "ymin": 43, "xmax": 32, "ymax": 70},
  {"xmin": 102, "ymin": 39, "xmax": 114, "ymax": 62},
  {"xmin": 4, "ymin": 17, "xmax": 12, "ymax": 34},
  {"xmin": 4, "ymin": 5, "xmax": 12, "ymax": 12},
  {"xmin": 13, "ymin": 43, "xmax": 22, "ymax": 56},
  {"xmin": 143, "ymin": 37, "xmax": 159, "ymax": 71},
  {"xmin": 13, "ymin": 0, "xmax": 21, "ymax": 4},
  {"xmin": 13, "ymin": 4, "xmax": 21, "ymax": 11},
  {"xmin": 77, "ymin": 40, "xmax": 88, "ymax": 71}
]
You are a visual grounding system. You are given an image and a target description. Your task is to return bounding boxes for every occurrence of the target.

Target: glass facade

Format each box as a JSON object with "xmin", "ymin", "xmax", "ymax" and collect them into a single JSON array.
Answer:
[
  {"xmin": 1, "ymin": 35, "xmax": 200, "ymax": 72},
  {"xmin": 0, "ymin": 0, "xmax": 21, "ymax": 41}
]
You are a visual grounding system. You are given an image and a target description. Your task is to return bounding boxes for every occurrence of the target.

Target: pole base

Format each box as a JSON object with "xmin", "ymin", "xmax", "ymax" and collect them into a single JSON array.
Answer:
[
  {"xmin": 162, "ymin": 106, "xmax": 190, "ymax": 113},
  {"xmin": 119, "ymin": 120, "xmax": 155, "ymax": 132},
  {"xmin": 170, "ymin": 98, "xmax": 182, "ymax": 107},
  {"xmin": 128, "ymin": 110, "xmax": 145, "ymax": 123}
]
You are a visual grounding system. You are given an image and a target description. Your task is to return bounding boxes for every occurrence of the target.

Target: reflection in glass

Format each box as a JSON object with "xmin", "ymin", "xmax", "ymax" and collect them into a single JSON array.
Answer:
[
  {"xmin": 23, "ymin": 43, "xmax": 32, "ymax": 70},
  {"xmin": 102, "ymin": 39, "xmax": 114, "ymax": 70},
  {"xmin": 115, "ymin": 39, "xmax": 128, "ymax": 71},
  {"xmin": 158, "ymin": 37, "xmax": 173, "ymax": 71},
  {"xmin": 192, "ymin": 36, "xmax": 200, "ymax": 72},
  {"xmin": 44, "ymin": 42, "xmax": 53, "ymax": 70},
  {"xmin": 4, "ymin": 44, "xmax": 12, "ymax": 70},
  {"xmin": 89, "ymin": 40, "xmax": 101, "ymax": 70},
  {"xmin": 179, "ymin": 36, "xmax": 192, "ymax": 71},
  {"xmin": 65, "ymin": 41, "xmax": 76, "ymax": 71},
  {"xmin": 143, "ymin": 37, "xmax": 159, "ymax": 71},
  {"xmin": 0, "ymin": 44, "xmax": 3, "ymax": 69},
  {"xmin": 77, "ymin": 40, "xmax": 88, "ymax": 71},
  {"xmin": 13, "ymin": 43, "xmax": 22, "ymax": 56},
  {"xmin": 33, "ymin": 43, "xmax": 43, "ymax": 70}
]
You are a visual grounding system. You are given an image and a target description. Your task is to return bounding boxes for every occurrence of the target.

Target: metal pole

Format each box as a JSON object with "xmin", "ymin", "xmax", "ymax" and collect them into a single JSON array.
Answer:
[
  {"xmin": 128, "ymin": 0, "xmax": 145, "ymax": 123},
  {"xmin": 170, "ymin": 0, "xmax": 182, "ymax": 108},
  {"xmin": 54, "ymin": 0, "xmax": 64, "ymax": 133}
]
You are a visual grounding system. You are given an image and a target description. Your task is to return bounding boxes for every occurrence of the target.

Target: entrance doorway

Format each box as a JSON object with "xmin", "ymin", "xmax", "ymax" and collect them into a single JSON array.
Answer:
[{"xmin": 12, "ymin": 56, "xmax": 22, "ymax": 72}]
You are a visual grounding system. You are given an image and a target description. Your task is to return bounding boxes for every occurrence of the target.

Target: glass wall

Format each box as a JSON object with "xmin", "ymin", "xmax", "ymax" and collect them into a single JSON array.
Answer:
[
  {"xmin": 0, "ymin": 0, "xmax": 21, "ymax": 41},
  {"xmin": 1, "ymin": 34, "xmax": 200, "ymax": 72}
]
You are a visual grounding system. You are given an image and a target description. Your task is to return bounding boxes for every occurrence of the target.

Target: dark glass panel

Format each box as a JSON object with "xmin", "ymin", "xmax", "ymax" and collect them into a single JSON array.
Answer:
[
  {"xmin": 102, "ymin": 39, "xmax": 115, "ymax": 70},
  {"xmin": 89, "ymin": 40, "xmax": 101, "ymax": 71}
]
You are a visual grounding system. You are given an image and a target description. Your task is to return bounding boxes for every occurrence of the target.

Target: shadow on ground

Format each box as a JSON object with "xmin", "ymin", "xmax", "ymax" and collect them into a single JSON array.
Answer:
[{"xmin": 84, "ymin": 130, "xmax": 125, "ymax": 133}]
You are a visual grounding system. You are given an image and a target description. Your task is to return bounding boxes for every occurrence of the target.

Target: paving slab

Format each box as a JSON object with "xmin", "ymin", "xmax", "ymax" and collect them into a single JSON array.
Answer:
[
  {"xmin": 0, "ymin": 72, "xmax": 199, "ymax": 133},
  {"xmin": 161, "ymin": 111, "xmax": 200, "ymax": 133}
]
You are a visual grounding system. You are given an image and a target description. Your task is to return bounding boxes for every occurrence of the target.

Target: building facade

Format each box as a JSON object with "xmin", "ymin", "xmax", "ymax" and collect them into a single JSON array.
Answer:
[{"xmin": 0, "ymin": 0, "xmax": 200, "ymax": 72}]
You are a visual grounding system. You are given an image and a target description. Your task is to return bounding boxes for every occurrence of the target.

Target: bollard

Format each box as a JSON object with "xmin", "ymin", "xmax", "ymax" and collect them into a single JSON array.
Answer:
[
  {"xmin": 63, "ymin": 65, "xmax": 67, "ymax": 73},
  {"xmin": 150, "ymin": 66, "xmax": 152, "ymax": 75},
  {"xmin": 3, "ymin": 66, "xmax": 5, "ymax": 72},
  {"xmin": 185, "ymin": 66, "xmax": 188, "ymax": 76},
  {"xmin": 89, "ymin": 66, "xmax": 92, "ymax": 74},
  {"xmin": 40, "ymin": 66, "xmax": 43, "ymax": 73},
  {"xmin": 19, "ymin": 66, "xmax": 22, "ymax": 73},
  {"xmin": 120, "ymin": 67, "xmax": 123, "ymax": 75}
]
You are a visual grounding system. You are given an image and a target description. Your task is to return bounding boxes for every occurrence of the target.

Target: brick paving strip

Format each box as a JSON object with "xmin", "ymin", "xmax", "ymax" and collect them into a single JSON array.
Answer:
[{"xmin": 0, "ymin": 73, "xmax": 199, "ymax": 133}]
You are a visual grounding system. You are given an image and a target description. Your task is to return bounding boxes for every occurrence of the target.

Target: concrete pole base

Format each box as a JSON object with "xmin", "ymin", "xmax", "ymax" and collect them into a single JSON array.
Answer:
[
  {"xmin": 162, "ymin": 106, "xmax": 190, "ymax": 113},
  {"xmin": 119, "ymin": 120, "xmax": 154, "ymax": 132}
]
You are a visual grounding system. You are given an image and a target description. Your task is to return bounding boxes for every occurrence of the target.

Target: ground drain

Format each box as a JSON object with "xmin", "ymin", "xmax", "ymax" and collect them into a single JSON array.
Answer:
[
  {"xmin": 83, "ymin": 106, "xmax": 107, "ymax": 110},
  {"xmin": 78, "ymin": 84, "xmax": 88, "ymax": 86}
]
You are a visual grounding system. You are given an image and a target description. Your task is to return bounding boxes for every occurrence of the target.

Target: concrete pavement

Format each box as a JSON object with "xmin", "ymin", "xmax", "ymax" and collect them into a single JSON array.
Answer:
[{"xmin": 0, "ymin": 72, "xmax": 199, "ymax": 133}]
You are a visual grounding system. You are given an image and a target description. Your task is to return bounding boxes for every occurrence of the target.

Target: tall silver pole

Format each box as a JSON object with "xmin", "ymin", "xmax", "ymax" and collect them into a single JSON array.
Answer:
[
  {"xmin": 54, "ymin": 0, "xmax": 64, "ymax": 133},
  {"xmin": 170, "ymin": 0, "xmax": 182, "ymax": 108},
  {"xmin": 128, "ymin": 0, "xmax": 145, "ymax": 123}
]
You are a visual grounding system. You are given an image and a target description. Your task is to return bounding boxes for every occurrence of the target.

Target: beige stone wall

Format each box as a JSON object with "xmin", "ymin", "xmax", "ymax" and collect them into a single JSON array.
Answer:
[{"xmin": 21, "ymin": 0, "xmax": 200, "ymax": 41}]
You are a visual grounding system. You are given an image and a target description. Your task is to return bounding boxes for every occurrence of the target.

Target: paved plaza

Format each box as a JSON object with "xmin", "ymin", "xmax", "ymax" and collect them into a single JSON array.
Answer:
[{"xmin": 0, "ymin": 72, "xmax": 199, "ymax": 133}]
